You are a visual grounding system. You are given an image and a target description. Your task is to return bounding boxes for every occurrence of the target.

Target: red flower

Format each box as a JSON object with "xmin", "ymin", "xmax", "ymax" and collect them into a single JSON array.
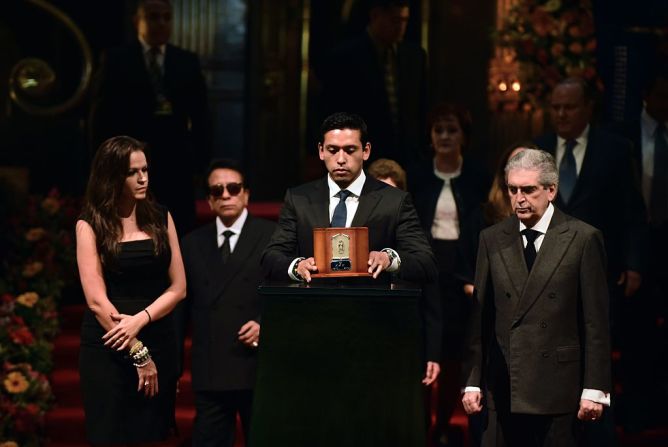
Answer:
[
  {"xmin": 9, "ymin": 326, "xmax": 34, "ymax": 345},
  {"xmin": 1, "ymin": 293, "xmax": 14, "ymax": 304}
]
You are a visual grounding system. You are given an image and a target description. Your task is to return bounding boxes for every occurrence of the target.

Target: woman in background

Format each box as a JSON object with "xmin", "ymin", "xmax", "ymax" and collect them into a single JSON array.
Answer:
[
  {"xmin": 409, "ymin": 103, "xmax": 491, "ymax": 446},
  {"xmin": 76, "ymin": 136, "xmax": 186, "ymax": 445}
]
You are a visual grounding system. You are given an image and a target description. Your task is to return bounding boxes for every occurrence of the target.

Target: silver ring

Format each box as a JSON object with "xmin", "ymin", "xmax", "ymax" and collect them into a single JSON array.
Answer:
[
  {"xmin": 144, "ymin": 381, "xmax": 149, "ymax": 387},
  {"xmin": 252, "ymin": 341, "xmax": 258, "ymax": 347}
]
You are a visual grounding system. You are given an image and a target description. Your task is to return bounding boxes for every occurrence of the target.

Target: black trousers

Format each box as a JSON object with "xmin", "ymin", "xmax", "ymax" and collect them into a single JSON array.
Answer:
[
  {"xmin": 482, "ymin": 407, "xmax": 579, "ymax": 447},
  {"xmin": 193, "ymin": 389, "xmax": 253, "ymax": 447}
]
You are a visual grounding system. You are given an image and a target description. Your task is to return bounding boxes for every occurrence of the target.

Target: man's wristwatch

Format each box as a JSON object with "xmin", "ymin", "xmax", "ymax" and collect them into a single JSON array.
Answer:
[
  {"xmin": 381, "ymin": 248, "xmax": 399, "ymax": 268},
  {"xmin": 292, "ymin": 257, "xmax": 305, "ymax": 281}
]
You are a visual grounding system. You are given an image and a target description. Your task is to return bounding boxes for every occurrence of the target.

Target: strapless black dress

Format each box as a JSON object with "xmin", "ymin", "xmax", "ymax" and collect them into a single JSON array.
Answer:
[{"xmin": 79, "ymin": 237, "xmax": 177, "ymax": 444}]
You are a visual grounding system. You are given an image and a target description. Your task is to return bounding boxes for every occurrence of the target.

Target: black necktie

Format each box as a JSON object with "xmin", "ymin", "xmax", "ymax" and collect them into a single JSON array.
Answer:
[
  {"xmin": 147, "ymin": 47, "xmax": 165, "ymax": 98},
  {"xmin": 650, "ymin": 123, "xmax": 668, "ymax": 225},
  {"xmin": 559, "ymin": 139, "xmax": 577, "ymax": 204},
  {"xmin": 220, "ymin": 230, "xmax": 234, "ymax": 264},
  {"xmin": 330, "ymin": 190, "xmax": 352, "ymax": 227},
  {"xmin": 522, "ymin": 229, "xmax": 541, "ymax": 271},
  {"xmin": 383, "ymin": 47, "xmax": 399, "ymax": 127}
]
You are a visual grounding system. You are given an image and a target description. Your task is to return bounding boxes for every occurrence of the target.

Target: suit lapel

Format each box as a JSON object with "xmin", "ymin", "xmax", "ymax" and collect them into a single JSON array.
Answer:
[
  {"xmin": 567, "ymin": 129, "xmax": 598, "ymax": 208},
  {"xmin": 497, "ymin": 216, "xmax": 528, "ymax": 298},
  {"xmin": 513, "ymin": 208, "xmax": 575, "ymax": 322},
  {"xmin": 351, "ymin": 176, "xmax": 383, "ymax": 227},
  {"xmin": 309, "ymin": 178, "xmax": 331, "ymax": 228},
  {"xmin": 199, "ymin": 223, "xmax": 225, "ymax": 306}
]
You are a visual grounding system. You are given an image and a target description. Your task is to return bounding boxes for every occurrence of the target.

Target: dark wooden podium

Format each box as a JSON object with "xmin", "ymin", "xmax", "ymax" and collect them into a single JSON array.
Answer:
[{"xmin": 251, "ymin": 280, "xmax": 425, "ymax": 446}]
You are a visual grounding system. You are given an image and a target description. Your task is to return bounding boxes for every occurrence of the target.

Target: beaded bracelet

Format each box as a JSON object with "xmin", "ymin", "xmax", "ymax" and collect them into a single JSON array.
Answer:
[
  {"xmin": 131, "ymin": 346, "xmax": 151, "ymax": 367},
  {"xmin": 134, "ymin": 358, "xmax": 151, "ymax": 368}
]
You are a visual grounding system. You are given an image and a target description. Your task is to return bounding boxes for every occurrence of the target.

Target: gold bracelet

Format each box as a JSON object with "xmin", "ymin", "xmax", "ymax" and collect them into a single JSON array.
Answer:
[{"xmin": 129, "ymin": 340, "xmax": 143, "ymax": 355}]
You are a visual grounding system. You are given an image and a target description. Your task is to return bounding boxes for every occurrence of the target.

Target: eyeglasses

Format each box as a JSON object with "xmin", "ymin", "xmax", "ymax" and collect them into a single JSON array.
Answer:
[
  {"xmin": 507, "ymin": 185, "xmax": 542, "ymax": 195},
  {"xmin": 208, "ymin": 183, "xmax": 243, "ymax": 197}
]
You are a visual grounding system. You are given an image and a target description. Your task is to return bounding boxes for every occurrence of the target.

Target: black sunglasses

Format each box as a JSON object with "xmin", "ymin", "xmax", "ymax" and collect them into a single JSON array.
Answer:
[{"xmin": 208, "ymin": 182, "xmax": 243, "ymax": 197}]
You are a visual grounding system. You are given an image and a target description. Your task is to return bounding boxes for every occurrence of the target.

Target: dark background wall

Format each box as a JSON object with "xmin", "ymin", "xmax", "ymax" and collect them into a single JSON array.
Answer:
[{"xmin": 0, "ymin": 0, "xmax": 665, "ymax": 200}]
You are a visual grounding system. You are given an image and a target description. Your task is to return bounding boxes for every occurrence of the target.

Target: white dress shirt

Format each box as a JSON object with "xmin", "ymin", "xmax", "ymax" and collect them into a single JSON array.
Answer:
[{"xmin": 215, "ymin": 208, "xmax": 248, "ymax": 252}]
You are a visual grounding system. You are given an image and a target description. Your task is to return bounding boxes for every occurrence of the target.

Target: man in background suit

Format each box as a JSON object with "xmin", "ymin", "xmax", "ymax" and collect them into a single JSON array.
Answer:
[
  {"xmin": 320, "ymin": 0, "xmax": 427, "ymax": 165},
  {"xmin": 181, "ymin": 159, "xmax": 276, "ymax": 446},
  {"xmin": 534, "ymin": 77, "xmax": 647, "ymax": 298},
  {"xmin": 261, "ymin": 111, "xmax": 440, "ymax": 385},
  {"xmin": 462, "ymin": 149, "xmax": 611, "ymax": 447},
  {"xmin": 89, "ymin": 0, "xmax": 211, "ymax": 233},
  {"xmin": 615, "ymin": 68, "xmax": 668, "ymax": 432}
]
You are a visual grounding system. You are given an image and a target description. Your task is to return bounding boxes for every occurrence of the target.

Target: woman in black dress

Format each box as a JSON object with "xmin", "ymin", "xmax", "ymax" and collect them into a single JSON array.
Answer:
[{"xmin": 76, "ymin": 136, "xmax": 186, "ymax": 445}]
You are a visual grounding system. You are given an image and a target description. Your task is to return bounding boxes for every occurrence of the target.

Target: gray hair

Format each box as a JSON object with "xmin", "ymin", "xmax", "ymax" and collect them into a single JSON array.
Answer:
[{"xmin": 504, "ymin": 149, "xmax": 559, "ymax": 188}]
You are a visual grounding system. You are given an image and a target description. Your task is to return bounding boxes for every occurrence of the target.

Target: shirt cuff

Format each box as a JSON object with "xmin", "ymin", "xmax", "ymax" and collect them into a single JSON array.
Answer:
[
  {"xmin": 581, "ymin": 389, "xmax": 611, "ymax": 406},
  {"xmin": 381, "ymin": 248, "xmax": 401, "ymax": 272},
  {"xmin": 464, "ymin": 386, "xmax": 481, "ymax": 393},
  {"xmin": 288, "ymin": 257, "xmax": 305, "ymax": 281}
]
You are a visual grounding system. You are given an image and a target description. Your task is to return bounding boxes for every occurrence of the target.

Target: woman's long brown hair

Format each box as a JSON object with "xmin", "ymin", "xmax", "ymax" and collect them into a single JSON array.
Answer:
[{"xmin": 81, "ymin": 136, "xmax": 168, "ymax": 267}]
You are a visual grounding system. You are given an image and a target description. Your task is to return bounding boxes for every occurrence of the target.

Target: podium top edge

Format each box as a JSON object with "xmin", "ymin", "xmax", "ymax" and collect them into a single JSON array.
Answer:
[{"xmin": 258, "ymin": 279, "xmax": 422, "ymax": 296}]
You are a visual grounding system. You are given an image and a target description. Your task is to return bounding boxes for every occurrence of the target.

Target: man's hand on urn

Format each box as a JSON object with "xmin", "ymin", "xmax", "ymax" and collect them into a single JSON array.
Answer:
[
  {"xmin": 297, "ymin": 257, "xmax": 318, "ymax": 283},
  {"xmin": 367, "ymin": 251, "xmax": 390, "ymax": 278}
]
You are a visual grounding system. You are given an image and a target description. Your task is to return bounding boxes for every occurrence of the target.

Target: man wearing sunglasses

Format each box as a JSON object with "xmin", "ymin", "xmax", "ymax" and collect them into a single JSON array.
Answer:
[
  {"xmin": 462, "ymin": 149, "xmax": 611, "ymax": 447},
  {"xmin": 180, "ymin": 159, "xmax": 276, "ymax": 446}
]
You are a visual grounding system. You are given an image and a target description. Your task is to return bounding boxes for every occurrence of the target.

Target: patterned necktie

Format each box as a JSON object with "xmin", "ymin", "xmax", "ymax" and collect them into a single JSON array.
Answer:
[
  {"xmin": 330, "ymin": 190, "xmax": 352, "ymax": 227},
  {"xmin": 521, "ymin": 228, "xmax": 541, "ymax": 271},
  {"xmin": 383, "ymin": 47, "xmax": 399, "ymax": 127},
  {"xmin": 147, "ymin": 47, "xmax": 165, "ymax": 99},
  {"xmin": 559, "ymin": 139, "xmax": 577, "ymax": 204},
  {"xmin": 650, "ymin": 123, "xmax": 668, "ymax": 225},
  {"xmin": 220, "ymin": 230, "xmax": 235, "ymax": 264}
]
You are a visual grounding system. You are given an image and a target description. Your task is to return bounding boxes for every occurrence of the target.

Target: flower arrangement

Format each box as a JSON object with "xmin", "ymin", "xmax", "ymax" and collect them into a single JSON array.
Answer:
[
  {"xmin": 495, "ymin": 0, "xmax": 601, "ymax": 108},
  {"xmin": 0, "ymin": 186, "xmax": 79, "ymax": 446}
]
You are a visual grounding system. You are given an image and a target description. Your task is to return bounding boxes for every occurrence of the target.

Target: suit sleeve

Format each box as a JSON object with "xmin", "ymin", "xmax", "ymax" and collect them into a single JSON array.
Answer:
[
  {"xmin": 395, "ymin": 193, "xmax": 438, "ymax": 283},
  {"xmin": 462, "ymin": 230, "xmax": 491, "ymax": 388},
  {"xmin": 261, "ymin": 189, "xmax": 300, "ymax": 280},
  {"xmin": 580, "ymin": 230, "xmax": 612, "ymax": 392}
]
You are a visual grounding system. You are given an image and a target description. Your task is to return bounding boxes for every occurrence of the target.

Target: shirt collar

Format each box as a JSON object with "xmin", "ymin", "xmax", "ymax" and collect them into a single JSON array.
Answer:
[
  {"xmin": 327, "ymin": 170, "xmax": 366, "ymax": 198},
  {"xmin": 215, "ymin": 207, "xmax": 248, "ymax": 236},
  {"xmin": 138, "ymin": 36, "xmax": 166, "ymax": 56},
  {"xmin": 518, "ymin": 202, "xmax": 554, "ymax": 234},
  {"xmin": 641, "ymin": 107, "xmax": 665, "ymax": 136},
  {"xmin": 557, "ymin": 124, "xmax": 590, "ymax": 148}
]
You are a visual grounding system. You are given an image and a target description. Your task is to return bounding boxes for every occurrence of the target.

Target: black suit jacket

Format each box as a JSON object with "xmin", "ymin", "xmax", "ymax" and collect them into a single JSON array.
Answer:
[
  {"xmin": 261, "ymin": 175, "xmax": 440, "ymax": 360},
  {"xmin": 535, "ymin": 127, "xmax": 647, "ymax": 275},
  {"xmin": 181, "ymin": 215, "xmax": 276, "ymax": 391},
  {"xmin": 321, "ymin": 34, "xmax": 427, "ymax": 165},
  {"xmin": 463, "ymin": 208, "xmax": 611, "ymax": 415},
  {"xmin": 261, "ymin": 175, "xmax": 437, "ymax": 283}
]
